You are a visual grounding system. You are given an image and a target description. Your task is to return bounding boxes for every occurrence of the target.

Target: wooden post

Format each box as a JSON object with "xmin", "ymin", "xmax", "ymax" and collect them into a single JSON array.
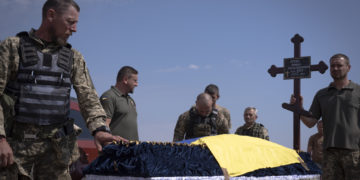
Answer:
[{"xmin": 267, "ymin": 34, "xmax": 328, "ymax": 150}]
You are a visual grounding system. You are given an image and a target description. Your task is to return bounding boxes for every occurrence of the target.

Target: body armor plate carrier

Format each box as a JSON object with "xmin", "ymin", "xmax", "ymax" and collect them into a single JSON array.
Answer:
[
  {"xmin": 185, "ymin": 107, "xmax": 218, "ymax": 139},
  {"xmin": 5, "ymin": 32, "xmax": 73, "ymax": 125}
]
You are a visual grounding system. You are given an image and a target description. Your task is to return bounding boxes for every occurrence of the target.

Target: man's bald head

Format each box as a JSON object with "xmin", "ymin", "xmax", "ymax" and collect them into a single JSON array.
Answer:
[{"xmin": 195, "ymin": 93, "xmax": 213, "ymax": 117}]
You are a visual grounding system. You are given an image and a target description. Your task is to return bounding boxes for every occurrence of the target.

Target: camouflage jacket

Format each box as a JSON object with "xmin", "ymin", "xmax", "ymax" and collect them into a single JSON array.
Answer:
[
  {"xmin": 173, "ymin": 107, "xmax": 229, "ymax": 142},
  {"xmin": 307, "ymin": 132, "xmax": 323, "ymax": 165},
  {"xmin": 190, "ymin": 104, "xmax": 231, "ymax": 131},
  {"xmin": 235, "ymin": 122, "xmax": 269, "ymax": 140},
  {"xmin": 215, "ymin": 104, "xmax": 231, "ymax": 129},
  {"xmin": 0, "ymin": 29, "xmax": 107, "ymax": 136}
]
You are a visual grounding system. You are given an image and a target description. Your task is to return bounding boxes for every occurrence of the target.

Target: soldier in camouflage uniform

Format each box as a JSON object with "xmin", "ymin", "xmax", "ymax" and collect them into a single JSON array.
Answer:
[
  {"xmin": 291, "ymin": 54, "xmax": 360, "ymax": 180},
  {"xmin": 204, "ymin": 84, "xmax": 231, "ymax": 129},
  {"xmin": 173, "ymin": 93, "xmax": 229, "ymax": 142},
  {"xmin": 234, "ymin": 107, "xmax": 269, "ymax": 140},
  {"xmin": 307, "ymin": 120, "xmax": 323, "ymax": 168},
  {"xmin": 0, "ymin": 0, "xmax": 126, "ymax": 179}
]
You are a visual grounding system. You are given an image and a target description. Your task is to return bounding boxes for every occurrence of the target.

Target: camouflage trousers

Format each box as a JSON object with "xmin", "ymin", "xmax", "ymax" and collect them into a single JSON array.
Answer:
[
  {"xmin": 0, "ymin": 122, "xmax": 79, "ymax": 180},
  {"xmin": 322, "ymin": 148, "xmax": 360, "ymax": 180}
]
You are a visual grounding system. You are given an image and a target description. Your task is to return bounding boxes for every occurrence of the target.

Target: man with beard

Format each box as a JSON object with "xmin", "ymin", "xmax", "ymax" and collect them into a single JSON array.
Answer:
[
  {"xmin": 0, "ymin": 0, "xmax": 126, "ymax": 179},
  {"xmin": 173, "ymin": 93, "xmax": 229, "ymax": 142},
  {"xmin": 291, "ymin": 54, "xmax": 360, "ymax": 179},
  {"xmin": 100, "ymin": 66, "xmax": 139, "ymax": 141}
]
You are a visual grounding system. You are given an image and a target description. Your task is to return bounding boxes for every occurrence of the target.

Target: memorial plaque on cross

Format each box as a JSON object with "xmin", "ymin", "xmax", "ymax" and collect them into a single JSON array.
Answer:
[{"xmin": 267, "ymin": 34, "xmax": 328, "ymax": 151}]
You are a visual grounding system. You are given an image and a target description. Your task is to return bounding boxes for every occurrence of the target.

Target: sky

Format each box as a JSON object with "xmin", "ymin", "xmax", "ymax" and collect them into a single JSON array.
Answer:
[{"xmin": 1, "ymin": 0, "xmax": 359, "ymax": 151}]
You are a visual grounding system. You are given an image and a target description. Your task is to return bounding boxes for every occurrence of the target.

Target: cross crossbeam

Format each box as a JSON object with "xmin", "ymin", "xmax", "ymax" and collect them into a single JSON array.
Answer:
[{"xmin": 267, "ymin": 34, "xmax": 328, "ymax": 150}]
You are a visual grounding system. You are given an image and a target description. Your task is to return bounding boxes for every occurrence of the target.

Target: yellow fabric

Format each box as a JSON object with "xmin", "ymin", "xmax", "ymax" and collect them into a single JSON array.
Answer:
[{"xmin": 191, "ymin": 134, "xmax": 302, "ymax": 177}]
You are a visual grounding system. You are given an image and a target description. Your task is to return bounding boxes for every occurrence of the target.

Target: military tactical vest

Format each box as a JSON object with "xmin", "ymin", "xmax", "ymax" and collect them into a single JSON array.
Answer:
[
  {"xmin": 237, "ymin": 123, "xmax": 266, "ymax": 139},
  {"xmin": 5, "ymin": 32, "xmax": 73, "ymax": 125},
  {"xmin": 185, "ymin": 107, "xmax": 218, "ymax": 139}
]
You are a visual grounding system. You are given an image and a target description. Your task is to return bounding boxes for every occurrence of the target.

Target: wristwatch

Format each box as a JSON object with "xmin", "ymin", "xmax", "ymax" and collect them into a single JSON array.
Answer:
[{"xmin": 92, "ymin": 126, "xmax": 111, "ymax": 136}]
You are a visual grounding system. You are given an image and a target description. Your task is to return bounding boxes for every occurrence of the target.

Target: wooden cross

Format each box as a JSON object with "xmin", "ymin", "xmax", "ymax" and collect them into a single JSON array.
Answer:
[{"xmin": 267, "ymin": 34, "xmax": 328, "ymax": 151}]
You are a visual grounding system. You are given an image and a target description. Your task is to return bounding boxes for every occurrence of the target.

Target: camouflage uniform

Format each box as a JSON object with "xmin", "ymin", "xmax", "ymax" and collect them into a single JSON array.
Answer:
[
  {"xmin": 173, "ymin": 107, "xmax": 229, "ymax": 142},
  {"xmin": 0, "ymin": 30, "xmax": 107, "ymax": 179},
  {"xmin": 234, "ymin": 122, "xmax": 269, "ymax": 140},
  {"xmin": 215, "ymin": 104, "xmax": 231, "ymax": 129},
  {"xmin": 69, "ymin": 124, "xmax": 83, "ymax": 166},
  {"xmin": 190, "ymin": 104, "xmax": 231, "ymax": 131},
  {"xmin": 322, "ymin": 148, "xmax": 360, "ymax": 180},
  {"xmin": 307, "ymin": 132, "xmax": 323, "ymax": 166}
]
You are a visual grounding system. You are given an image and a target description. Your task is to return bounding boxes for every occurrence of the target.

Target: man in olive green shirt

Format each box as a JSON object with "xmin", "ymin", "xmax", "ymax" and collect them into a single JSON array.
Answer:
[
  {"xmin": 100, "ymin": 66, "xmax": 139, "ymax": 141},
  {"xmin": 291, "ymin": 54, "xmax": 360, "ymax": 180}
]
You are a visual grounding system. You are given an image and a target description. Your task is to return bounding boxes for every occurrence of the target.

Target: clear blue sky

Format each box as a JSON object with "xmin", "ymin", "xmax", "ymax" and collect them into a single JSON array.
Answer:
[{"xmin": 1, "ymin": 0, "xmax": 359, "ymax": 151}]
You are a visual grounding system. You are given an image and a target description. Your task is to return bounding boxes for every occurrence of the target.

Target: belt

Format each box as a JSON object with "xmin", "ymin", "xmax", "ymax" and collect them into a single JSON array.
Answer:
[{"xmin": 11, "ymin": 120, "xmax": 74, "ymax": 141}]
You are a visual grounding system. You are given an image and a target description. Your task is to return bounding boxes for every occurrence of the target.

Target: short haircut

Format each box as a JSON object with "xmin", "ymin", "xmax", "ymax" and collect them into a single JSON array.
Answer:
[
  {"xmin": 196, "ymin": 93, "xmax": 213, "ymax": 106},
  {"xmin": 244, "ymin": 107, "xmax": 258, "ymax": 115},
  {"xmin": 330, "ymin": 53, "xmax": 350, "ymax": 65},
  {"xmin": 42, "ymin": 0, "xmax": 80, "ymax": 19},
  {"xmin": 204, "ymin": 84, "xmax": 219, "ymax": 96},
  {"xmin": 116, "ymin": 66, "xmax": 138, "ymax": 82}
]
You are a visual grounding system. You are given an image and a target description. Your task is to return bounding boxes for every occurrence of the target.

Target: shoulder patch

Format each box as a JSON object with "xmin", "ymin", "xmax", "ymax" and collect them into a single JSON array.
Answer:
[{"xmin": 130, "ymin": 99, "xmax": 136, "ymax": 107}]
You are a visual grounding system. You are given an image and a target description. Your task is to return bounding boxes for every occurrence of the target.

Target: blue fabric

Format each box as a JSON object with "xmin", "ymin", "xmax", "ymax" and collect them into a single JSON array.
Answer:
[
  {"xmin": 83, "ymin": 142, "xmax": 321, "ymax": 178},
  {"xmin": 83, "ymin": 142, "xmax": 223, "ymax": 177},
  {"xmin": 242, "ymin": 152, "xmax": 321, "ymax": 177},
  {"xmin": 176, "ymin": 137, "xmax": 201, "ymax": 144}
]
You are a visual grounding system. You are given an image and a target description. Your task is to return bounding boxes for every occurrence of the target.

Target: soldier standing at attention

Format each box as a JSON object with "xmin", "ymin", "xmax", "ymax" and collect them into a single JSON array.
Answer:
[
  {"xmin": 100, "ymin": 66, "xmax": 139, "ymax": 141},
  {"xmin": 0, "ymin": 0, "xmax": 126, "ymax": 179},
  {"xmin": 204, "ymin": 84, "xmax": 231, "ymax": 129},
  {"xmin": 173, "ymin": 93, "xmax": 229, "ymax": 142},
  {"xmin": 234, "ymin": 107, "xmax": 269, "ymax": 140}
]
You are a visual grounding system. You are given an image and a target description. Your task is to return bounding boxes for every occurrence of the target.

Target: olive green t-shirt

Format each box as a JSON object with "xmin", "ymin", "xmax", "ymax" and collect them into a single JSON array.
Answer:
[
  {"xmin": 100, "ymin": 86, "xmax": 138, "ymax": 140},
  {"xmin": 310, "ymin": 81, "xmax": 360, "ymax": 150}
]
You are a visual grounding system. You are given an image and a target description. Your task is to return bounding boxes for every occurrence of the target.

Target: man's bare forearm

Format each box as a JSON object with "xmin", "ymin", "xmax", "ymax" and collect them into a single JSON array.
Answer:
[{"xmin": 300, "ymin": 115, "xmax": 317, "ymax": 128}]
